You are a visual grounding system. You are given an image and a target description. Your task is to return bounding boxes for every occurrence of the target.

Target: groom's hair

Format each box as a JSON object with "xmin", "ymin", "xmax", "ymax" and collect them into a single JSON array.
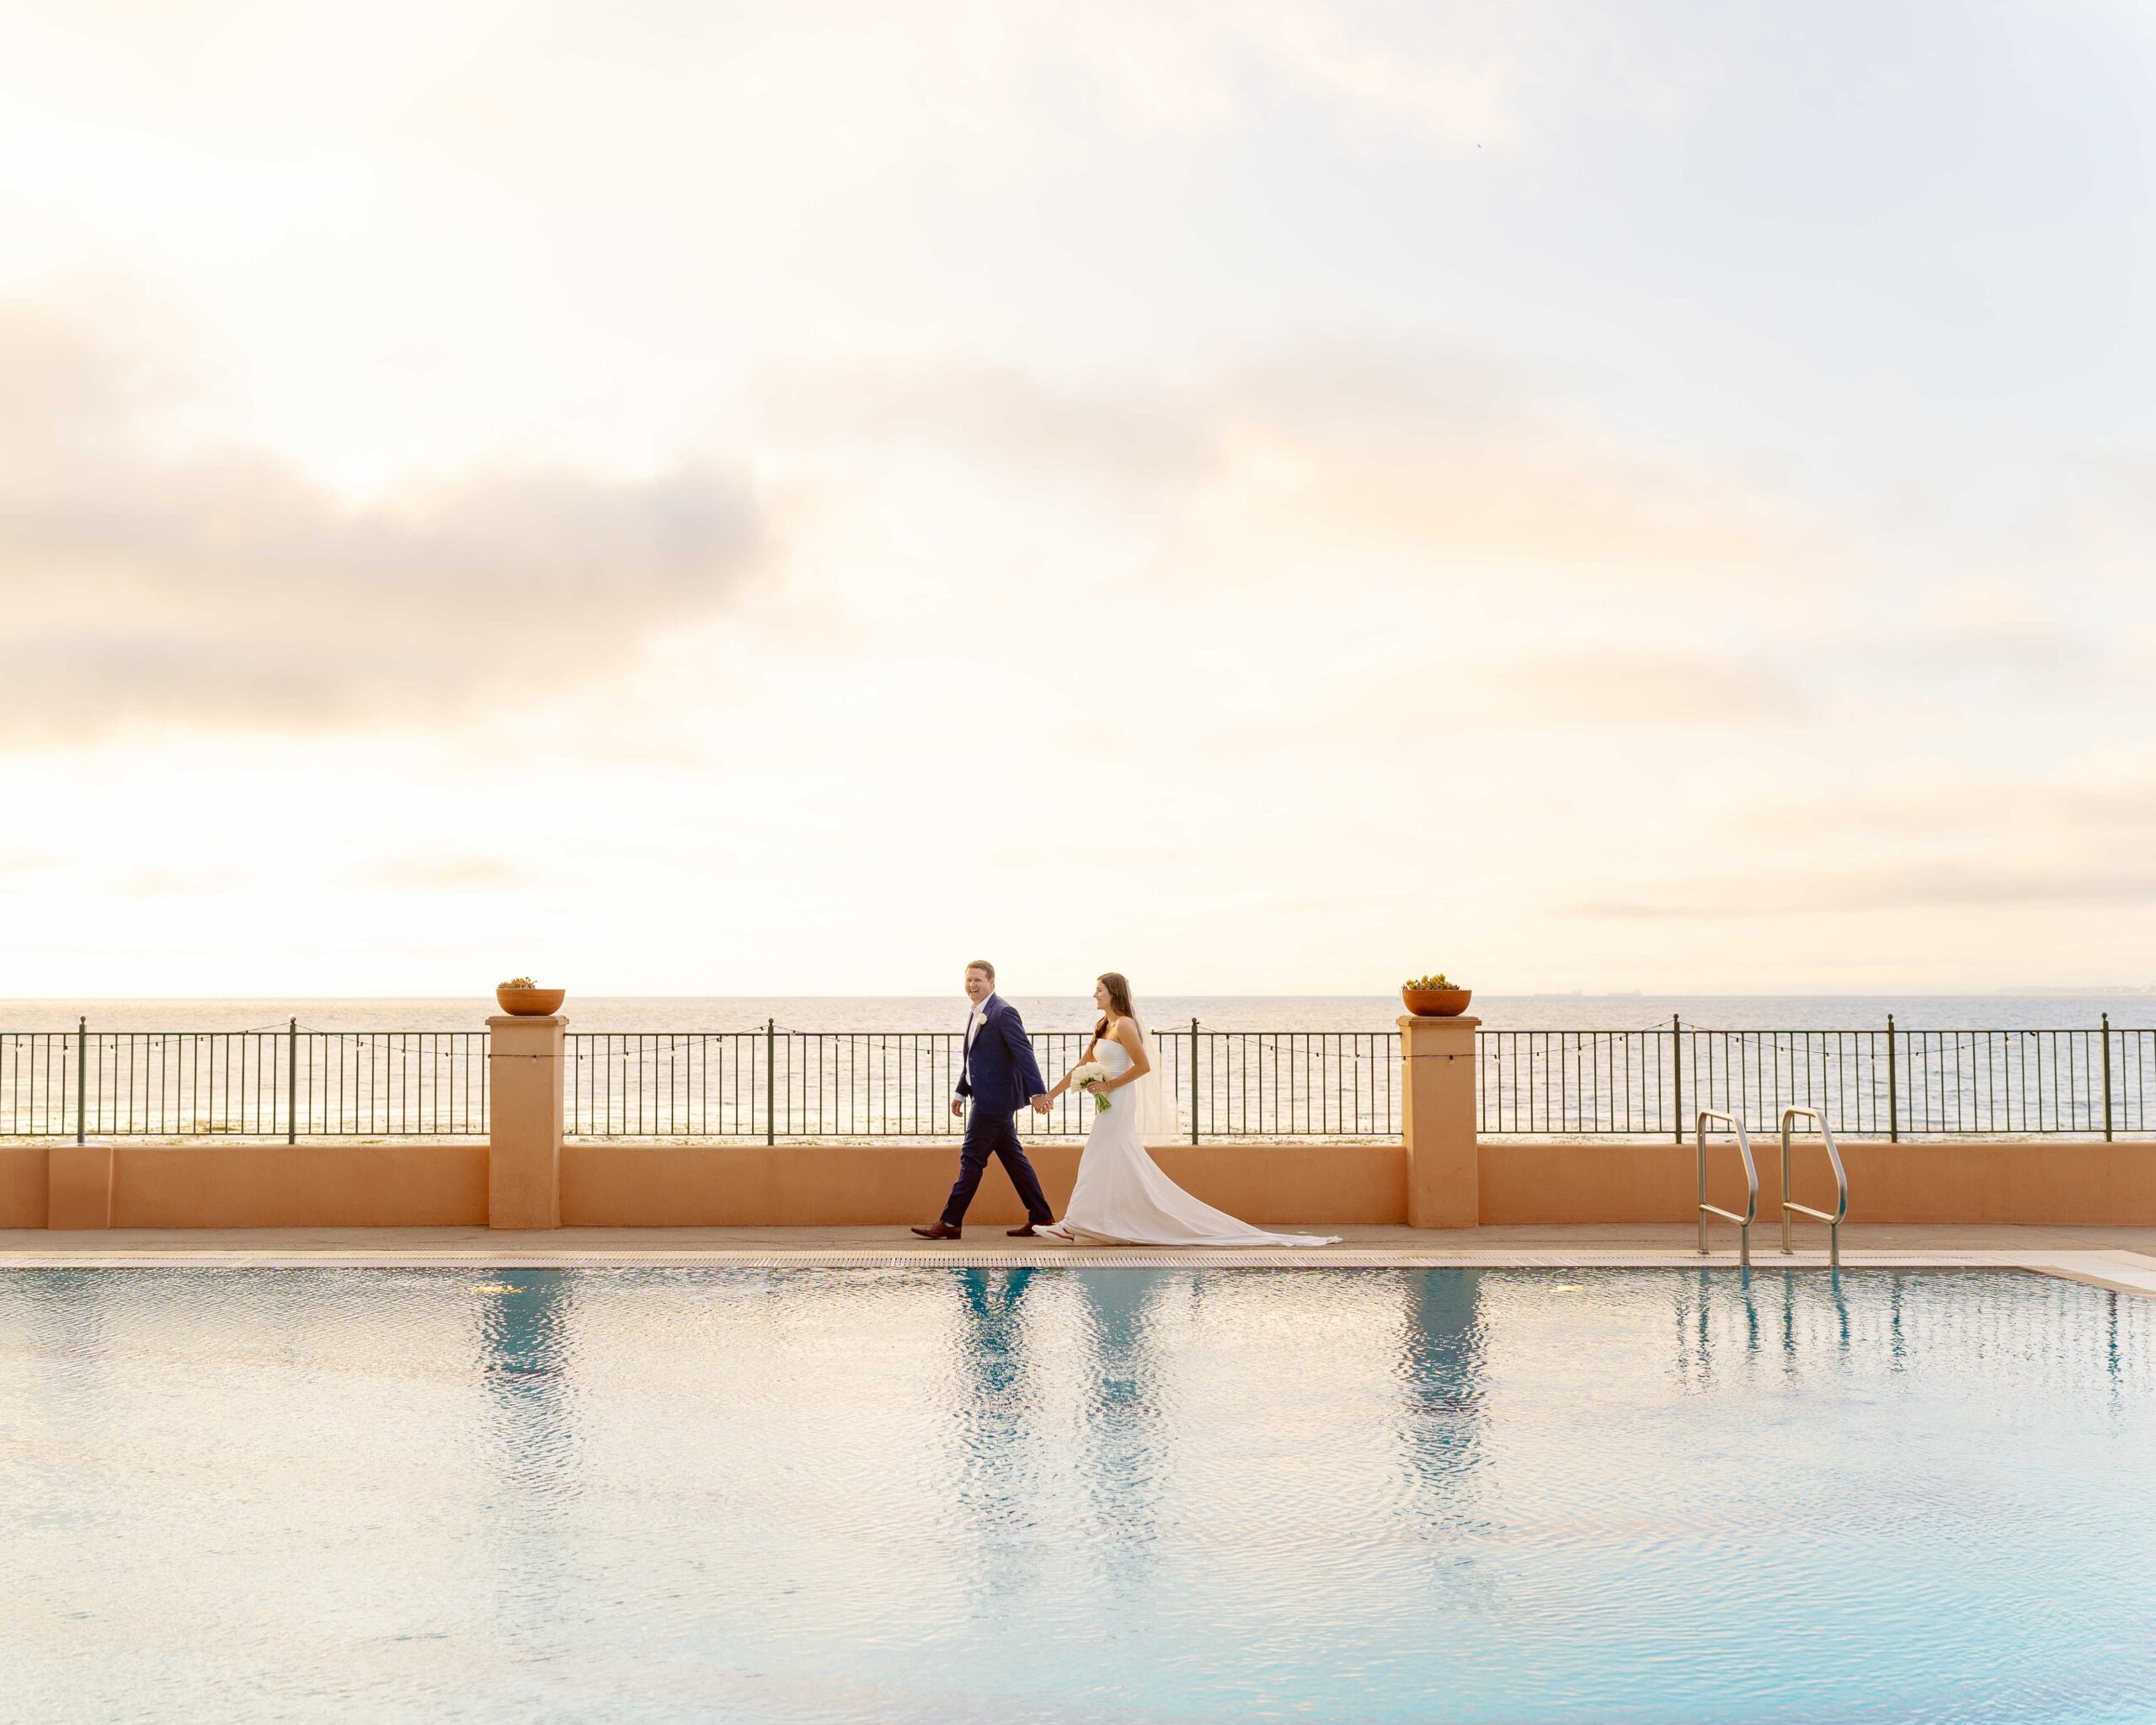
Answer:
[{"xmin": 967, "ymin": 959, "xmax": 995, "ymax": 983}]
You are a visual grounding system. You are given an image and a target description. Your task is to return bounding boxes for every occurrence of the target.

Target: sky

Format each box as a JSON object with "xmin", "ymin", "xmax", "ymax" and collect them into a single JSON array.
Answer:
[{"xmin": 3, "ymin": 0, "xmax": 2154, "ymax": 998}]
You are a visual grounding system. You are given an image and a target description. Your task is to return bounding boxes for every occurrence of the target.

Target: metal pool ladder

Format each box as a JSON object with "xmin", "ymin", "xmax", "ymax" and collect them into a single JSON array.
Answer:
[
  {"xmin": 1778, "ymin": 1106, "xmax": 1849, "ymax": 1268},
  {"xmin": 1695, "ymin": 1109, "xmax": 1758, "ymax": 1267}
]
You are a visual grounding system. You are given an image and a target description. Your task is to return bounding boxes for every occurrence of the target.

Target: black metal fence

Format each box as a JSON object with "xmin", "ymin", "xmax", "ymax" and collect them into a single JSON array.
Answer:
[
  {"xmin": 0, "ymin": 1022, "xmax": 486, "ymax": 1139},
  {"xmin": 563, "ymin": 1025, "xmax": 1398, "ymax": 1140},
  {"xmin": 3, "ymin": 1017, "xmax": 2151, "ymax": 1140},
  {"xmin": 1476, "ymin": 1017, "xmax": 2156, "ymax": 1140}
]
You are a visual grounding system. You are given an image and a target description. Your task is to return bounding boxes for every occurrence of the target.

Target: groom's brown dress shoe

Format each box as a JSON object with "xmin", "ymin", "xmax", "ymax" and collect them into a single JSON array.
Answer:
[
  {"xmin": 910, "ymin": 1223, "xmax": 962, "ymax": 1240},
  {"xmin": 1008, "ymin": 1224, "xmax": 1049, "ymax": 1236}
]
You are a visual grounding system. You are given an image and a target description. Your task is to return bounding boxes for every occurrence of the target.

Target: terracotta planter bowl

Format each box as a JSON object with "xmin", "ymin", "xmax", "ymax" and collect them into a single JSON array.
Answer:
[
  {"xmin": 1401, "ymin": 987, "xmax": 1472, "ymax": 1017},
  {"xmin": 495, "ymin": 985, "xmax": 566, "ymax": 1016}
]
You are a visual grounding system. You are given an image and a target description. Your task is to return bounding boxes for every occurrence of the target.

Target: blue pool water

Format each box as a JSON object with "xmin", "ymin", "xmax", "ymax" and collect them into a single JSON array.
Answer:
[{"xmin": 2, "ymin": 1266, "xmax": 2153, "ymax": 1723}]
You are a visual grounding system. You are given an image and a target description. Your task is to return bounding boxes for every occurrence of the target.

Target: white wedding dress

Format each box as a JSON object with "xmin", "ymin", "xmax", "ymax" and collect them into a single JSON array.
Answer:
[{"xmin": 1043, "ymin": 1032, "xmax": 1340, "ymax": 1248}]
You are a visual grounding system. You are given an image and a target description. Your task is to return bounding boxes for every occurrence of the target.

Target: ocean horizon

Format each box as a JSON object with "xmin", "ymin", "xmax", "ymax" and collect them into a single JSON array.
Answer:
[{"xmin": 3, "ymin": 993, "xmax": 2153, "ymax": 1036}]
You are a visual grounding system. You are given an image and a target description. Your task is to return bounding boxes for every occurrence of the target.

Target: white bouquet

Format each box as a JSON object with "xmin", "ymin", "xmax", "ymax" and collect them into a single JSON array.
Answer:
[{"xmin": 1068, "ymin": 1061, "xmax": 1113, "ymax": 1113}]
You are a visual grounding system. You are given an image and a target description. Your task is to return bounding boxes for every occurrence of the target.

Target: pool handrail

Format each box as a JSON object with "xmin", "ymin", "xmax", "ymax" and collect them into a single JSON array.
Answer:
[
  {"xmin": 1779, "ymin": 1105, "xmax": 1849, "ymax": 1269},
  {"xmin": 1695, "ymin": 1109, "xmax": 1758, "ymax": 1267}
]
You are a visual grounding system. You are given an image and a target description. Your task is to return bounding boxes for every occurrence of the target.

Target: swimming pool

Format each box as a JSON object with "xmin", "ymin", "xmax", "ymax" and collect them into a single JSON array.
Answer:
[{"xmin": 3, "ymin": 1266, "xmax": 2151, "ymax": 1722}]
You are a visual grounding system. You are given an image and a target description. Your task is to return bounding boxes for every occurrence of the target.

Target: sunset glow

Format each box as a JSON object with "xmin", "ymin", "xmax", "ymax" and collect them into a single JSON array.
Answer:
[{"xmin": 4, "ymin": 2, "xmax": 2153, "ymax": 995}]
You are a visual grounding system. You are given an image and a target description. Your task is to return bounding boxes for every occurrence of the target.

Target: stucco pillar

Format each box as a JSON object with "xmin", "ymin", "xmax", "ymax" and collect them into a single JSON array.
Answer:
[
  {"xmin": 488, "ymin": 1015, "xmax": 566, "ymax": 1230},
  {"xmin": 1401, "ymin": 1014, "xmax": 1480, "ymax": 1228},
  {"xmin": 48, "ymin": 1139, "xmax": 115, "ymax": 1230}
]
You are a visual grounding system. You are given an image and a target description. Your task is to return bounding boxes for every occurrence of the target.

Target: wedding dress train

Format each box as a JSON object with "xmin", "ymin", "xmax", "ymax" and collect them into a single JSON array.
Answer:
[{"xmin": 1043, "ymin": 1039, "xmax": 1340, "ymax": 1247}]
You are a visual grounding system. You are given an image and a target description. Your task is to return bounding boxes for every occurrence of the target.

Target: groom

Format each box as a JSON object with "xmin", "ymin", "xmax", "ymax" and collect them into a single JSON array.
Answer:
[{"xmin": 913, "ymin": 960, "xmax": 1055, "ymax": 1241}]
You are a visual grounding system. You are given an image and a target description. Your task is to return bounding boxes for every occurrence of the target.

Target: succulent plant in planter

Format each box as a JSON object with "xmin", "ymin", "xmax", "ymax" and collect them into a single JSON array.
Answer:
[
  {"xmin": 1401, "ymin": 973, "xmax": 1473, "ymax": 1017},
  {"xmin": 495, "ymin": 976, "xmax": 567, "ymax": 1015}
]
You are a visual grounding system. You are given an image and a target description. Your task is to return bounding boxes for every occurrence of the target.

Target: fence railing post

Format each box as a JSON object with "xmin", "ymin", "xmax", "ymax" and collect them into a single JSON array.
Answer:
[
  {"xmin": 1401, "ymin": 1011, "xmax": 1481, "ymax": 1226},
  {"xmin": 74, "ymin": 1015, "xmax": 88, "ymax": 1144},
  {"xmin": 485, "ymin": 1004, "xmax": 567, "ymax": 1229},
  {"xmin": 766, "ymin": 1017, "xmax": 776, "ymax": 1146},
  {"xmin": 287, "ymin": 1017, "xmax": 299, "ymax": 1145},
  {"xmin": 1189, "ymin": 1017, "xmax": 1200, "ymax": 1145},
  {"xmin": 1671, "ymin": 1014, "xmax": 1683, "ymax": 1145},
  {"xmin": 1886, "ymin": 1013, "xmax": 1898, "ymax": 1143},
  {"xmin": 2101, "ymin": 1012, "xmax": 2114, "ymax": 1142}
]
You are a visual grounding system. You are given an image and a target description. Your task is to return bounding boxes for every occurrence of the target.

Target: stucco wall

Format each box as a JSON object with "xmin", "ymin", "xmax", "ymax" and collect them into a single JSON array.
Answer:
[
  {"xmin": 108, "ymin": 1143, "xmax": 489, "ymax": 1229},
  {"xmin": 8, "ymin": 1136, "xmax": 2156, "ymax": 1229},
  {"xmin": 562, "ymin": 1141, "xmax": 1409, "ymax": 1227},
  {"xmin": 0, "ymin": 1146, "xmax": 46, "ymax": 1227},
  {"xmin": 1476, "ymin": 1139, "xmax": 2156, "ymax": 1226}
]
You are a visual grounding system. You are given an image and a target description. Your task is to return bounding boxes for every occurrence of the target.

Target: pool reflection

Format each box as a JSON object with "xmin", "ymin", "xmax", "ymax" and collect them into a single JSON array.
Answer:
[
  {"xmin": 942, "ymin": 1267, "xmax": 1051, "ymax": 1541},
  {"xmin": 1388, "ymin": 1271, "xmax": 1478, "ymax": 1477},
  {"xmin": 3, "ymin": 1265, "xmax": 2154, "ymax": 1724},
  {"xmin": 1062, "ymin": 1270, "xmax": 1169, "ymax": 1551},
  {"xmin": 477, "ymin": 1271, "xmax": 580, "ymax": 1480},
  {"xmin": 472, "ymin": 1272, "xmax": 585, "ymax": 1648}
]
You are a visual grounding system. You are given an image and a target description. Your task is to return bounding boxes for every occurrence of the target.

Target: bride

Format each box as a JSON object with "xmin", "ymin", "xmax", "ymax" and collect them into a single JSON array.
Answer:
[{"xmin": 1034, "ymin": 974, "xmax": 1339, "ymax": 1247}]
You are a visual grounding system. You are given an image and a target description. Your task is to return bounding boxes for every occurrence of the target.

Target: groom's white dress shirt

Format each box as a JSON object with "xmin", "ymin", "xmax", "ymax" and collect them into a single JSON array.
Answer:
[{"xmin": 960, "ymin": 993, "xmax": 998, "ymax": 1092}]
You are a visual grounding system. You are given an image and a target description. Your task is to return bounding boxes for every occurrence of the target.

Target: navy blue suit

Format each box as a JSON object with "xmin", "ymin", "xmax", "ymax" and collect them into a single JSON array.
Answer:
[{"xmin": 942, "ymin": 995, "xmax": 1054, "ymax": 1229}]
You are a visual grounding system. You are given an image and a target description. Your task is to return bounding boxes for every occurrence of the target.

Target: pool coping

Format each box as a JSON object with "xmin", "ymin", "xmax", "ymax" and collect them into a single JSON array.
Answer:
[{"xmin": 3, "ymin": 1246, "xmax": 2153, "ymax": 1297}]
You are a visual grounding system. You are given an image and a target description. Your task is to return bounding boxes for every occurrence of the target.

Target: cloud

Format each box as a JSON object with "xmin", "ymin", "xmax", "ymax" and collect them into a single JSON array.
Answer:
[
  {"xmin": 760, "ymin": 361, "xmax": 1218, "ymax": 504},
  {"xmin": 1574, "ymin": 753, "xmax": 2156, "ymax": 922},
  {"xmin": 1574, "ymin": 862, "xmax": 2156, "ymax": 920},
  {"xmin": 360, "ymin": 855, "xmax": 531, "ymax": 890},
  {"xmin": 1732, "ymin": 761, "xmax": 2156, "ymax": 843},
  {"xmin": 763, "ymin": 343, "xmax": 1833, "ymax": 586},
  {"xmin": 0, "ymin": 304, "xmax": 766, "ymax": 743},
  {"xmin": 760, "ymin": 0, "xmax": 1715, "ymax": 152},
  {"xmin": 1843, "ymin": 577, "xmax": 2105, "ymax": 696},
  {"xmin": 1038, "ymin": 0, "xmax": 1531, "ymax": 146},
  {"xmin": 115, "ymin": 868, "xmax": 244, "ymax": 897},
  {"xmin": 1476, "ymin": 649, "xmax": 1804, "ymax": 724}
]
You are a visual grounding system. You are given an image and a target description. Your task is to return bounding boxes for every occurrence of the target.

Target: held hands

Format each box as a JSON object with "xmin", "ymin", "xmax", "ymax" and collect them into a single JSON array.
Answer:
[{"xmin": 1030, "ymin": 1093, "xmax": 1052, "ymax": 1115}]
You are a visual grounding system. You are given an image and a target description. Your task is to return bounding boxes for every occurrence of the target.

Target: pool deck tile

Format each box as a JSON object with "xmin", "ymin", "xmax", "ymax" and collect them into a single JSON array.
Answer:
[{"xmin": 3, "ymin": 1223, "xmax": 2154, "ymax": 1295}]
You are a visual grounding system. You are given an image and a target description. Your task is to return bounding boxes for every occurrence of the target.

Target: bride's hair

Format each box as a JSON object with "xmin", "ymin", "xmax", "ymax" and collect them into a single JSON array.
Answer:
[{"xmin": 1095, "ymin": 971, "xmax": 1136, "ymax": 1038}]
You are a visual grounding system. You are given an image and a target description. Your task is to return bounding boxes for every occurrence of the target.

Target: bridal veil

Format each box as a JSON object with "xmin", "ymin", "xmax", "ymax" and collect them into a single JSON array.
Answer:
[{"xmin": 1125, "ymin": 1011, "xmax": 1179, "ymax": 1145}]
